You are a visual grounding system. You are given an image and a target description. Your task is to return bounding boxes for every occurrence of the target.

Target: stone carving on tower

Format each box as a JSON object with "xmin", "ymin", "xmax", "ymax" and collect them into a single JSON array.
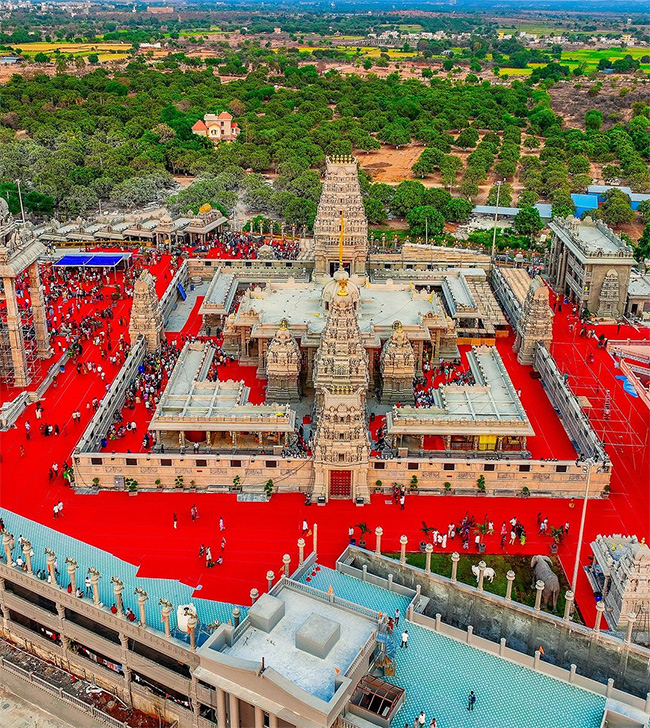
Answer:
[
  {"xmin": 313, "ymin": 156, "xmax": 368, "ymax": 279},
  {"xmin": 380, "ymin": 321, "xmax": 416, "ymax": 404},
  {"xmin": 597, "ymin": 269, "xmax": 621, "ymax": 318},
  {"xmin": 129, "ymin": 270, "xmax": 163, "ymax": 351},
  {"xmin": 313, "ymin": 270, "xmax": 369, "ymax": 413},
  {"xmin": 0, "ymin": 199, "xmax": 51, "ymax": 387},
  {"xmin": 266, "ymin": 319, "xmax": 301, "ymax": 403},
  {"xmin": 513, "ymin": 277, "xmax": 554, "ymax": 365},
  {"xmin": 312, "ymin": 270, "xmax": 370, "ymax": 502}
]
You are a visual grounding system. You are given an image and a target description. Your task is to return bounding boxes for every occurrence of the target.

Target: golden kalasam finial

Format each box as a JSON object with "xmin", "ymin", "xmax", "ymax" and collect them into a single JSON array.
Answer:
[
  {"xmin": 393, "ymin": 320, "xmax": 403, "ymax": 333},
  {"xmin": 279, "ymin": 318, "xmax": 288, "ymax": 331},
  {"xmin": 337, "ymin": 277, "xmax": 349, "ymax": 297}
]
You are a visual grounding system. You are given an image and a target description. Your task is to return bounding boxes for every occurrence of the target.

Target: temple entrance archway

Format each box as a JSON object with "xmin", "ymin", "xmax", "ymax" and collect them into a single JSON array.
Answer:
[{"xmin": 329, "ymin": 470, "xmax": 352, "ymax": 498}]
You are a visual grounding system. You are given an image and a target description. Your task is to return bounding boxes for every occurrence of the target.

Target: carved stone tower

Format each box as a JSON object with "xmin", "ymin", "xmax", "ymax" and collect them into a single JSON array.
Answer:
[
  {"xmin": 312, "ymin": 271, "xmax": 370, "ymax": 502},
  {"xmin": 313, "ymin": 270, "xmax": 369, "ymax": 413},
  {"xmin": 380, "ymin": 321, "xmax": 416, "ymax": 404},
  {"xmin": 0, "ymin": 200, "xmax": 51, "ymax": 387},
  {"xmin": 129, "ymin": 270, "xmax": 163, "ymax": 351},
  {"xmin": 598, "ymin": 269, "xmax": 621, "ymax": 318},
  {"xmin": 514, "ymin": 277, "xmax": 554, "ymax": 365},
  {"xmin": 313, "ymin": 156, "xmax": 368, "ymax": 279},
  {"xmin": 266, "ymin": 319, "xmax": 301, "ymax": 403}
]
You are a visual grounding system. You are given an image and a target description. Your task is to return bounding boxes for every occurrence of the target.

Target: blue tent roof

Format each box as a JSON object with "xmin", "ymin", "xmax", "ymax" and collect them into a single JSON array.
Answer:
[
  {"xmin": 571, "ymin": 194, "xmax": 599, "ymax": 209},
  {"xmin": 54, "ymin": 253, "xmax": 129, "ymax": 268}
]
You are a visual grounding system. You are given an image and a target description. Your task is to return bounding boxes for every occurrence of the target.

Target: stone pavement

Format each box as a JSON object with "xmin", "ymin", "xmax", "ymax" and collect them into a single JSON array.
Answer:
[{"xmin": 0, "ymin": 688, "xmax": 80, "ymax": 728}]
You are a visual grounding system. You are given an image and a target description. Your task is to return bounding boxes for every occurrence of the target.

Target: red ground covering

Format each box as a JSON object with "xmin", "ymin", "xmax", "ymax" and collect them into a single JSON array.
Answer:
[{"xmin": 0, "ymin": 264, "xmax": 648, "ymax": 621}]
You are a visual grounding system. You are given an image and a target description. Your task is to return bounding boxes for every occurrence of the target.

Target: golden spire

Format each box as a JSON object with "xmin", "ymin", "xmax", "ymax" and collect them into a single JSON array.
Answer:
[
  {"xmin": 337, "ymin": 277, "xmax": 349, "ymax": 297},
  {"xmin": 339, "ymin": 210, "xmax": 344, "ymax": 270}
]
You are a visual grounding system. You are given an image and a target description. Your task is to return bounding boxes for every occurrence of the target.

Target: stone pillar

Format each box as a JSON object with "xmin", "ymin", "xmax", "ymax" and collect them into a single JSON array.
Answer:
[
  {"xmin": 374, "ymin": 527, "xmax": 383, "ymax": 555},
  {"xmin": 136, "ymin": 589, "xmax": 148, "ymax": 627},
  {"xmin": 45, "ymin": 549, "xmax": 57, "ymax": 586},
  {"xmin": 232, "ymin": 607, "xmax": 241, "ymax": 627},
  {"xmin": 425, "ymin": 543, "xmax": 433, "ymax": 573},
  {"xmin": 66, "ymin": 558, "xmax": 78, "ymax": 593},
  {"xmin": 22, "ymin": 540, "xmax": 32, "ymax": 574},
  {"xmin": 505, "ymin": 570, "xmax": 515, "ymax": 601},
  {"xmin": 2, "ymin": 532, "xmax": 13, "ymax": 565},
  {"xmin": 594, "ymin": 601, "xmax": 606, "ymax": 633},
  {"xmin": 399, "ymin": 535, "xmax": 408, "ymax": 565},
  {"xmin": 563, "ymin": 590, "xmax": 574, "ymax": 623},
  {"xmin": 250, "ymin": 588, "xmax": 259, "ymax": 605},
  {"xmin": 254, "ymin": 706, "xmax": 264, "ymax": 728},
  {"xmin": 266, "ymin": 571, "xmax": 275, "ymax": 592},
  {"xmin": 298, "ymin": 538, "xmax": 305, "ymax": 565},
  {"xmin": 282, "ymin": 554, "xmax": 291, "ymax": 577},
  {"xmin": 477, "ymin": 560, "xmax": 486, "ymax": 592},
  {"xmin": 451, "ymin": 552, "xmax": 460, "ymax": 582},
  {"xmin": 216, "ymin": 688, "xmax": 227, "ymax": 728},
  {"xmin": 89, "ymin": 569, "xmax": 101, "ymax": 606},
  {"xmin": 28, "ymin": 262, "xmax": 51, "ymax": 357},
  {"xmin": 187, "ymin": 611, "xmax": 198, "ymax": 650},
  {"xmin": 229, "ymin": 693, "xmax": 240, "ymax": 728},
  {"xmin": 2, "ymin": 277, "xmax": 29, "ymax": 387},
  {"xmin": 112, "ymin": 578, "xmax": 124, "ymax": 617},
  {"xmin": 625, "ymin": 613, "xmax": 637, "ymax": 644},
  {"xmin": 269, "ymin": 714, "xmax": 279, "ymax": 728},
  {"xmin": 160, "ymin": 600, "xmax": 173, "ymax": 637},
  {"xmin": 313, "ymin": 523, "xmax": 318, "ymax": 555},
  {"xmin": 534, "ymin": 580, "xmax": 545, "ymax": 612}
]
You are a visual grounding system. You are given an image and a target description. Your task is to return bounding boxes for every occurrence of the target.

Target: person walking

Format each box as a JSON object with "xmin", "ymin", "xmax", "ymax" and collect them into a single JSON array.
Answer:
[
  {"xmin": 206, "ymin": 546, "xmax": 212, "ymax": 566},
  {"xmin": 221, "ymin": 536, "xmax": 226, "ymax": 551},
  {"xmin": 399, "ymin": 494, "xmax": 405, "ymax": 510},
  {"xmin": 417, "ymin": 711, "xmax": 426, "ymax": 728},
  {"xmin": 400, "ymin": 629, "xmax": 409, "ymax": 648},
  {"xmin": 394, "ymin": 608, "xmax": 400, "ymax": 627},
  {"xmin": 24, "ymin": 421, "xmax": 31, "ymax": 440},
  {"xmin": 57, "ymin": 501, "xmax": 63, "ymax": 518},
  {"xmin": 173, "ymin": 513, "xmax": 177, "ymax": 529},
  {"xmin": 85, "ymin": 575, "xmax": 92, "ymax": 595},
  {"xmin": 219, "ymin": 516, "xmax": 225, "ymax": 531},
  {"xmin": 467, "ymin": 691, "xmax": 477, "ymax": 711}
]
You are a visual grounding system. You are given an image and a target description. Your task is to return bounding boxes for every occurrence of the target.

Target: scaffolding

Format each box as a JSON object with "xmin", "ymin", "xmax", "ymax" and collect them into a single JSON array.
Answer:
[{"xmin": 0, "ymin": 310, "xmax": 38, "ymax": 387}]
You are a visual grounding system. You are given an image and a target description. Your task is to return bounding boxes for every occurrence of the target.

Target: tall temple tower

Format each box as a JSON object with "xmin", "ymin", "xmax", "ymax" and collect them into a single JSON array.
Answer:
[
  {"xmin": 266, "ymin": 319, "xmax": 301, "ymax": 403},
  {"xmin": 313, "ymin": 156, "xmax": 368, "ymax": 279},
  {"xmin": 380, "ymin": 321, "xmax": 416, "ymax": 404},
  {"xmin": 312, "ymin": 270, "xmax": 370, "ymax": 501},
  {"xmin": 129, "ymin": 270, "xmax": 163, "ymax": 352},
  {"xmin": 513, "ymin": 277, "xmax": 554, "ymax": 365}
]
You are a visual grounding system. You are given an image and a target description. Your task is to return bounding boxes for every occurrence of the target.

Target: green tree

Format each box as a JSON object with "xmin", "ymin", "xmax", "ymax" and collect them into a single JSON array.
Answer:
[
  {"xmin": 33, "ymin": 52, "xmax": 50, "ymax": 64},
  {"xmin": 635, "ymin": 223, "xmax": 650, "ymax": 262},
  {"xmin": 363, "ymin": 197, "xmax": 387, "ymax": 224},
  {"xmin": 406, "ymin": 205, "xmax": 445, "ymax": 237},
  {"xmin": 87, "ymin": 53, "xmax": 99, "ymax": 64},
  {"xmin": 455, "ymin": 128, "xmax": 479, "ymax": 150},
  {"xmin": 390, "ymin": 181, "xmax": 429, "ymax": 218},
  {"xmin": 600, "ymin": 189, "xmax": 634, "ymax": 227},
  {"xmin": 442, "ymin": 197, "xmax": 473, "ymax": 223},
  {"xmin": 585, "ymin": 109, "xmax": 603, "ymax": 131},
  {"xmin": 514, "ymin": 206, "xmax": 543, "ymax": 238}
]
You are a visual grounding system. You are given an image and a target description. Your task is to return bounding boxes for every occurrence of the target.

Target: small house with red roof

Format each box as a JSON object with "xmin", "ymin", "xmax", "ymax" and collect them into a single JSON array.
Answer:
[{"xmin": 191, "ymin": 112, "xmax": 241, "ymax": 143}]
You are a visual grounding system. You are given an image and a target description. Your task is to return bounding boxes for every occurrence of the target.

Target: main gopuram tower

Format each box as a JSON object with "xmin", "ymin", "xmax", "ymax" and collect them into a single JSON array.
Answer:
[
  {"xmin": 313, "ymin": 156, "xmax": 368, "ymax": 280},
  {"xmin": 312, "ymin": 271, "xmax": 370, "ymax": 501}
]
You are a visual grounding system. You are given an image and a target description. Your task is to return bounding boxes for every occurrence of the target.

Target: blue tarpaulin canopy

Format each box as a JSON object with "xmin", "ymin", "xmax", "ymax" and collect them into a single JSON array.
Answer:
[{"xmin": 54, "ymin": 252, "xmax": 130, "ymax": 268}]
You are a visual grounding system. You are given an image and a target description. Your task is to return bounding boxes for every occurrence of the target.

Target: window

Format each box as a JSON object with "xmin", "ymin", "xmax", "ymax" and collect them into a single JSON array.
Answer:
[
  {"xmin": 407, "ymin": 463, "xmax": 419, "ymax": 470},
  {"xmin": 556, "ymin": 465, "xmax": 568, "ymax": 473},
  {"xmin": 374, "ymin": 462, "xmax": 385, "ymax": 470},
  {"xmin": 196, "ymin": 459, "xmax": 207, "ymax": 468},
  {"xmin": 5, "ymin": 580, "xmax": 57, "ymax": 614},
  {"xmin": 519, "ymin": 464, "xmax": 531, "ymax": 473},
  {"xmin": 126, "ymin": 458, "xmax": 137, "ymax": 466},
  {"xmin": 65, "ymin": 609, "xmax": 120, "ymax": 643},
  {"xmin": 91, "ymin": 457, "xmax": 103, "ymax": 466},
  {"xmin": 338, "ymin": 454, "xmax": 345, "ymax": 462},
  {"xmin": 231, "ymin": 460, "xmax": 242, "ymax": 468},
  {"xmin": 161, "ymin": 459, "xmax": 172, "ymax": 467},
  {"xmin": 483, "ymin": 463, "xmax": 496, "ymax": 472},
  {"xmin": 265, "ymin": 461, "xmax": 277, "ymax": 468},
  {"xmin": 443, "ymin": 463, "xmax": 455, "ymax": 471}
]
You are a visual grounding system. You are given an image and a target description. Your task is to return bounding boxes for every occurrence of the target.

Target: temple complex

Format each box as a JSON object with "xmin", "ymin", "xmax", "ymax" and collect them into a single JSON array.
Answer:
[
  {"xmin": 379, "ymin": 321, "xmax": 416, "ymax": 405},
  {"xmin": 129, "ymin": 270, "xmax": 164, "ymax": 352}
]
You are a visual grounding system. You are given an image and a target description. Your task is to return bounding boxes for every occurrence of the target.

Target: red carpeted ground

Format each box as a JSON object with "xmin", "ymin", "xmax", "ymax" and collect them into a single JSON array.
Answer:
[{"xmin": 0, "ymin": 264, "xmax": 648, "ymax": 621}]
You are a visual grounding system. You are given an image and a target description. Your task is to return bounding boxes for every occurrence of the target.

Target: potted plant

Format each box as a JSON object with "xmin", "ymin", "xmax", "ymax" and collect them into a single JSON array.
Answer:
[
  {"xmin": 375, "ymin": 480, "xmax": 383, "ymax": 493},
  {"xmin": 264, "ymin": 479, "xmax": 274, "ymax": 499},
  {"xmin": 174, "ymin": 475, "xmax": 184, "ymax": 490},
  {"xmin": 232, "ymin": 475, "xmax": 241, "ymax": 491},
  {"xmin": 443, "ymin": 481, "xmax": 452, "ymax": 495},
  {"xmin": 126, "ymin": 478, "xmax": 138, "ymax": 496},
  {"xmin": 476, "ymin": 475, "xmax": 486, "ymax": 495},
  {"xmin": 155, "ymin": 478, "xmax": 162, "ymax": 491},
  {"xmin": 520, "ymin": 486, "xmax": 530, "ymax": 498},
  {"xmin": 356, "ymin": 523, "xmax": 371, "ymax": 549},
  {"xmin": 92, "ymin": 477, "xmax": 100, "ymax": 488},
  {"xmin": 474, "ymin": 520, "xmax": 489, "ymax": 553},
  {"xmin": 189, "ymin": 479, "xmax": 197, "ymax": 492},
  {"xmin": 409, "ymin": 474, "xmax": 419, "ymax": 492},
  {"xmin": 549, "ymin": 526, "xmax": 563, "ymax": 555},
  {"xmin": 602, "ymin": 484, "xmax": 611, "ymax": 498}
]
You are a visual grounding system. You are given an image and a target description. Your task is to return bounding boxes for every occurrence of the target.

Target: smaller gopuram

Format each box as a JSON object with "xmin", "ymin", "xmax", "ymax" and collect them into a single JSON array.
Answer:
[
  {"xmin": 313, "ymin": 156, "xmax": 368, "ymax": 279},
  {"xmin": 590, "ymin": 535, "xmax": 650, "ymax": 645},
  {"xmin": 265, "ymin": 319, "xmax": 301, "ymax": 403},
  {"xmin": 129, "ymin": 270, "xmax": 163, "ymax": 351},
  {"xmin": 514, "ymin": 277, "xmax": 554, "ymax": 365},
  {"xmin": 0, "ymin": 200, "xmax": 50, "ymax": 386},
  {"xmin": 380, "ymin": 321, "xmax": 416, "ymax": 404}
]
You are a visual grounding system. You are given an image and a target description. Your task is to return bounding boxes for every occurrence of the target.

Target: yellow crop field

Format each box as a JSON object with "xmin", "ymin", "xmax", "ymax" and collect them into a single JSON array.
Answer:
[{"xmin": 16, "ymin": 42, "xmax": 131, "ymax": 56}]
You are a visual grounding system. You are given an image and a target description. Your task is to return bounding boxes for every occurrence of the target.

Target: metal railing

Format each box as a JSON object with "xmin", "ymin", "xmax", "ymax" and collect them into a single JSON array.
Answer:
[{"xmin": 344, "ymin": 630, "xmax": 376, "ymax": 677}]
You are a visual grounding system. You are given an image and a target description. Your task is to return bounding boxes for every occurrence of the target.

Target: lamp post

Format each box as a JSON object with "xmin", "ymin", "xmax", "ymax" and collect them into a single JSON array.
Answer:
[
  {"xmin": 14, "ymin": 179, "xmax": 25, "ymax": 224},
  {"xmin": 571, "ymin": 458, "xmax": 601, "ymax": 595},
  {"xmin": 491, "ymin": 180, "xmax": 504, "ymax": 262}
]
